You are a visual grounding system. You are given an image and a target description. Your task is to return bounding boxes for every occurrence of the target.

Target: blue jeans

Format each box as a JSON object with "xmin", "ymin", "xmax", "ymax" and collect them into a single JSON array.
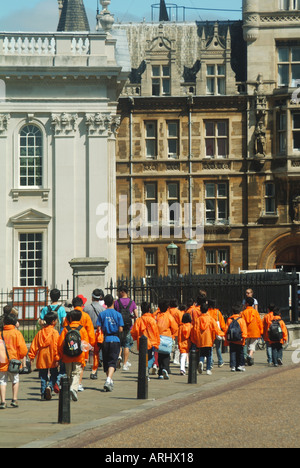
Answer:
[
  {"xmin": 199, "ymin": 347, "xmax": 213, "ymax": 371},
  {"xmin": 266, "ymin": 343, "xmax": 272, "ymax": 364},
  {"xmin": 271, "ymin": 343, "xmax": 283, "ymax": 365},
  {"xmin": 213, "ymin": 339, "xmax": 224, "ymax": 366},
  {"xmin": 39, "ymin": 368, "xmax": 58, "ymax": 396}
]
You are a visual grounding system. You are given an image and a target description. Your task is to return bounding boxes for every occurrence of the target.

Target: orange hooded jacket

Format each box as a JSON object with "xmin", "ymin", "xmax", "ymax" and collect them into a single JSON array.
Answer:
[
  {"xmin": 28, "ymin": 325, "xmax": 60, "ymax": 369},
  {"xmin": 225, "ymin": 314, "xmax": 248, "ymax": 346},
  {"xmin": 178, "ymin": 323, "xmax": 192, "ymax": 354},
  {"xmin": 63, "ymin": 307, "xmax": 96, "ymax": 347},
  {"xmin": 0, "ymin": 325, "xmax": 28, "ymax": 373},
  {"xmin": 266, "ymin": 315, "xmax": 288, "ymax": 345},
  {"xmin": 262, "ymin": 312, "xmax": 274, "ymax": 342},
  {"xmin": 208, "ymin": 308, "xmax": 226, "ymax": 332},
  {"xmin": 241, "ymin": 306, "xmax": 263, "ymax": 339},
  {"xmin": 131, "ymin": 313, "xmax": 160, "ymax": 350},
  {"xmin": 156, "ymin": 311, "xmax": 178, "ymax": 338},
  {"xmin": 191, "ymin": 314, "xmax": 224, "ymax": 348},
  {"xmin": 58, "ymin": 321, "xmax": 89, "ymax": 367}
]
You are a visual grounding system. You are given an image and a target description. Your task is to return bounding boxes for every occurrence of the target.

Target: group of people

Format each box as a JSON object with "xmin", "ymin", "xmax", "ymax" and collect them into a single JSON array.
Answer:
[{"xmin": 0, "ymin": 285, "xmax": 288, "ymax": 409}]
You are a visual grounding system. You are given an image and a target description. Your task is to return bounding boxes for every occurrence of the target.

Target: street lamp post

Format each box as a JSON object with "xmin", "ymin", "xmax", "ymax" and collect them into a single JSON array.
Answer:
[
  {"xmin": 166, "ymin": 242, "xmax": 178, "ymax": 278},
  {"xmin": 185, "ymin": 239, "xmax": 198, "ymax": 275}
]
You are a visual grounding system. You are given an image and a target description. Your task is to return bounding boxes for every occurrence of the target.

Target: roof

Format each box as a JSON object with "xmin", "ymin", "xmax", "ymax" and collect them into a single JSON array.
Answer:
[{"xmin": 57, "ymin": 0, "xmax": 90, "ymax": 32}]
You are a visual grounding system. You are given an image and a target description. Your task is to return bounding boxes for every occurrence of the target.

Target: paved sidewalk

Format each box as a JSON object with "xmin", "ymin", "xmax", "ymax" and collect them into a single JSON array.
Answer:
[{"xmin": 0, "ymin": 345, "xmax": 295, "ymax": 448}]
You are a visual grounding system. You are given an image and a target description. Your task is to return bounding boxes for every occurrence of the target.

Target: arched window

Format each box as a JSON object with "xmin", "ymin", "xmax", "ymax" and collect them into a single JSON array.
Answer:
[{"xmin": 19, "ymin": 125, "xmax": 43, "ymax": 187}]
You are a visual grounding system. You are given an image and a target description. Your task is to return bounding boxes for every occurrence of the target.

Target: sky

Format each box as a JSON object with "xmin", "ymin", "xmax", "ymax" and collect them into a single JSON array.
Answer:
[{"xmin": 0, "ymin": 0, "xmax": 242, "ymax": 32}]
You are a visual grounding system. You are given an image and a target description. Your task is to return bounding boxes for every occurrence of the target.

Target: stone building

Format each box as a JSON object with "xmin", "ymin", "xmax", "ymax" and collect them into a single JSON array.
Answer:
[
  {"xmin": 115, "ymin": 0, "xmax": 300, "ymax": 279},
  {"xmin": 0, "ymin": 0, "xmax": 130, "ymax": 312}
]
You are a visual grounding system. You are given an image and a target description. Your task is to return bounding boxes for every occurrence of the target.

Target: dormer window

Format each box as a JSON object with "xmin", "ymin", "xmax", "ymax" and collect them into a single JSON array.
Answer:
[
  {"xmin": 152, "ymin": 65, "xmax": 171, "ymax": 96},
  {"xmin": 206, "ymin": 64, "xmax": 225, "ymax": 95}
]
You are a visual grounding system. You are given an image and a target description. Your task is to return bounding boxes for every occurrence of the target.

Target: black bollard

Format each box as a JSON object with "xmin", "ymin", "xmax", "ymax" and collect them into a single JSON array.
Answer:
[
  {"xmin": 58, "ymin": 376, "xmax": 71, "ymax": 424},
  {"xmin": 137, "ymin": 335, "xmax": 148, "ymax": 400},
  {"xmin": 188, "ymin": 348, "xmax": 198, "ymax": 384}
]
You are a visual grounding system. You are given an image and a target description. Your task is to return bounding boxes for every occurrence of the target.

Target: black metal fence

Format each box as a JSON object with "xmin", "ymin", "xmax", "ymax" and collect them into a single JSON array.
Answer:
[
  {"xmin": 0, "ymin": 281, "xmax": 73, "ymax": 343},
  {"xmin": 107, "ymin": 272, "xmax": 299, "ymax": 323}
]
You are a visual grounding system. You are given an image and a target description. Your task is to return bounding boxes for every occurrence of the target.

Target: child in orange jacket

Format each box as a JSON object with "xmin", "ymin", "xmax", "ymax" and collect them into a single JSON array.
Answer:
[
  {"xmin": 191, "ymin": 303, "xmax": 225, "ymax": 375},
  {"xmin": 262, "ymin": 303, "xmax": 277, "ymax": 366},
  {"xmin": 131, "ymin": 302, "xmax": 160, "ymax": 376},
  {"xmin": 225, "ymin": 304, "xmax": 248, "ymax": 372},
  {"xmin": 0, "ymin": 313, "xmax": 28, "ymax": 409},
  {"xmin": 266, "ymin": 309, "xmax": 288, "ymax": 367},
  {"xmin": 241, "ymin": 296, "xmax": 263, "ymax": 366},
  {"xmin": 28, "ymin": 310, "xmax": 60, "ymax": 400},
  {"xmin": 208, "ymin": 299, "xmax": 226, "ymax": 368},
  {"xmin": 178, "ymin": 313, "xmax": 192, "ymax": 376},
  {"xmin": 58, "ymin": 309, "xmax": 89, "ymax": 402}
]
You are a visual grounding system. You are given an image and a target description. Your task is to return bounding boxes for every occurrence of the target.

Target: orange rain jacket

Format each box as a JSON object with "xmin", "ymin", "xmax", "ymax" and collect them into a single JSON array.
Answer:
[
  {"xmin": 63, "ymin": 307, "xmax": 96, "ymax": 348},
  {"xmin": 131, "ymin": 313, "xmax": 160, "ymax": 350},
  {"xmin": 191, "ymin": 314, "xmax": 224, "ymax": 348},
  {"xmin": 178, "ymin": 322, "xmax": 192, "ymax": 354},
  {"xmin": 262, "ymin": 312, "xmax": 274, "ymax": 342},
  {"xmin": 225, "ymin": 314, "xmax": 248, "ymax": 346},
  {"xmin": 156, "ymin": 311, "xmax": 178, "ymax": 338},
  {"xmin": 208, "ymin": 307, "xmax": 226, "ymax": 332},
  {"xmin": 28, "ymin": 324, "xmax": 60, "ymax": 369},
  {"xmin": 58, "ymin": 321, "xmax": 90, "ymax": 367},
  {"xmin": 241, "ymin": 306, "xmax": 263, "ymax": 339},
  {"xmin": 265, "ymin": 314, "xmax": 288, "ymax": 345},
  {"xmin": 0, "ymin": 325, "xmax": 28, "ymax": 373}
]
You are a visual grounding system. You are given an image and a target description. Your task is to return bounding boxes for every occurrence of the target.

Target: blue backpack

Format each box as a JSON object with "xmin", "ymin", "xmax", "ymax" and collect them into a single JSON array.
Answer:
[{"xmin": 226, "ymin": 318, "xmax": 242, "ymax": 342}]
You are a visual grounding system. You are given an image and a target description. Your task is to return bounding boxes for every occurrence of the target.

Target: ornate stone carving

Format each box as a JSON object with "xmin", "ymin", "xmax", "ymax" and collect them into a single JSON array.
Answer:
[
  {"xmin": 51, "ymin": 112, "xmax": 78, "ymax": 135},
  {"xmin": 0, "ymin": 113, "xmax": 10, "ymax": 134},
  {"xmin": 85, "ymin": 113, "xmax": 120, "ymax": 136}
]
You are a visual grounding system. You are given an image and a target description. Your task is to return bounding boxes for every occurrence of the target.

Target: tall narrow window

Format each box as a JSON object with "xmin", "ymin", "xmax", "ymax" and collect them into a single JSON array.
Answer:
[
  {"xmin": 293, "ymin": 113, "xmax": 300, "ymax": 151},
  {"xmin": 145, "ymin": 249, "xmax": 157, "ymax": 278},
  {"xmin": 145, "ymin": 121, "xmax": 157, "ymax": 159},
  {"xmin": 167, "ymin": 182, "xmax": 180, "ymax": 225},
  {"xmin": 145, "ymin": 183, "xmax": 158, "ymax": 225},
  {"xmin": 168, "ymin": 247, "xmax": 179, "ymax": 278},
  {"xmin": 19, "ymin": 125, "xmax": 43, "ymax": 187},
  {"xmin": 205, "ymin": 121, "xmax": 228, "ymax": 158},
  {"xmin": 205, "ymin": 182, "xmax": 229, "ymax": 225},
  {"xmin": 19, "ymin": 233, "xmax": 43, "ymax": 286},
  {"xmin": 278, "ymin": 113, "xmax": 287, "ymax": 154},
  {"xmin": 167, "ymin": 121, "xmax": 179, "ymax": 159},
  {"xmin": 265, "ymin": 183, "xmax": 276, "ymax": 214}
]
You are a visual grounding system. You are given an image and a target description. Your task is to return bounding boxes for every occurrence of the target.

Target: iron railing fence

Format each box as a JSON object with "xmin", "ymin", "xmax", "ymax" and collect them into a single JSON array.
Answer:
[
  {"xmin": 0, "ymin": 281, "xmax": 73, "ymax": 343},
  {"xmin": 106, "ymin": 272, "xmax": 299, "ymax": 323}
]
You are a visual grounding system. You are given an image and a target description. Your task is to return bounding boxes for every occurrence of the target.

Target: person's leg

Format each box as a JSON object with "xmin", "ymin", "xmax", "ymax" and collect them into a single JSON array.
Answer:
[
  {"xmin": 11, "ymin": 373, "xmax": 20, "ymax": 406},
  {"xmin": 0, "ymin": 372, "xmax": 8, "ymax": 407},
  {"xmin": 229, "ymin": 344, "xmax": 236, "ymax": 370},
  {"xmin": 215, "ymin": 339, "xmax": 224, "ymax": 366},
  {"xmin": 39, "ymin": 369, "xmax": 48, "ymax": 398}
]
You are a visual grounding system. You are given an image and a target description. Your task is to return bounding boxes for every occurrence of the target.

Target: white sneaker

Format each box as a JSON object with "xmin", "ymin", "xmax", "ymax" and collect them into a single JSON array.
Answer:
[
  {"xmin": 123, "ymin": 363, "xmax": 130, "ymax": 371},
  {"xmin": 162, "ymin": 369, "xmax": 169, "ymax": 380},
  {"xmin": 70, "ymin": 389, "xmax": 78, "ymax": 401},
  {"xmin": 78, "ymin": 384, "xmax": 84, "ymax": 392},
  {"xmin": 206, "ymin": 370, "xmax": 212, "ymax": 376},
  {"xmin": 198, "ymin": 362, "xmax": 203, "ymax": 374},
  {"xmin": 151, "ymin": 364, "xmax": 158, "ymax": 375},
  {"xmin": 104, "ymin": 379, "xmax": 113, "ymax": 392}
]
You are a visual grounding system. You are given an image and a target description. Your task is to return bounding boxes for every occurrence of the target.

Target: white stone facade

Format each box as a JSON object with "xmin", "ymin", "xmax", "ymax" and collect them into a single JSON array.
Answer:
[{"xmin": 0, "ymin": 31, "xmax": 130, "ymax": 294}]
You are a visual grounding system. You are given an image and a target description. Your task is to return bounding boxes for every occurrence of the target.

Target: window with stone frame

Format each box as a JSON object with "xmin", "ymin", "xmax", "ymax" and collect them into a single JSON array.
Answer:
[
  {"xmin": 145, "ymin": 249, "xmax": 158, "ymax": 278},
  {"xmin": 19, "ymin": 125, "xmax": 43, "ymax": 187},
  {"xmin": 206, "ymin": 64, "xmax": 226, "ymax": 96},
  {"xmin": 205, "ymin": 248, "xmax": 229, "ymax": 274},
  {"xmin": 293, "ymin": 113, "xmax": 300, "ymax": 151},
  {"xmin": 19, "ymin": 233, "xmax": 43, "ymax": 287},
  {"xmin": 205, "ymin": 181, "xmax": 229, "ymax": 225},
  {"xmin": 145, "ymin": 121, "xmax": 157, "ymax": 159},
  {"xmin": 277, "ymin": 45, "xmax": 300, "ymax": 87},
  {"xmin": 265, "ymin": 182, "xmax": 277, "ymax": 215},
  {"xmin": 152, "ymin": 64, "xmax": 171, "ymax": 96},
  {"xmin": 205, "ymin": 121, "xmax": 228, "ymax": 158}
]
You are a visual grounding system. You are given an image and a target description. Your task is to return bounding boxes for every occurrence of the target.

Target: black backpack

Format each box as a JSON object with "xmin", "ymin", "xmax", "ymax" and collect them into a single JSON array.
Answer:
[
  {"xmin": 117, "ymin": 299, "xmax": 133, "ymax": 330},
  {"xmin": 268, "ymin": 320, "xmax": 283, "ymax": 342},
  {"xmin": 226, "ymin": 317, "xmax": 242, "ymax": 342},
  {"xmin": 63, "ymin": 326, "xmax": 83, "ymax": 357}
]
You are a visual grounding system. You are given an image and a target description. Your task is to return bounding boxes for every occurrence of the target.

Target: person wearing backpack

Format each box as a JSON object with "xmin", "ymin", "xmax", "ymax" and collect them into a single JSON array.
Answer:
[
  {"xmin": 262, "ymin": 303, "xmax": 277, "ymax": 366},
  {"xmin": 58, "ymin": 309, "xmax": 89, "ymax": 402},
  {"xmin": 266, "ymin": 309, "xmax": 288, "ymax": 367},
  {"xmin": 241, "ymin": 296, "xmax": 263, "ymax": 366},
  {"xmin": 225, "ymin": 304, "xmax": 248, "ymax": 372},
  {"xmin": 114, "ymin": 286, "xmax": 138, "ymax": 371},
  {"xmin": 38, "ymin": 288, "xmax": 66, "ymax": 331}
]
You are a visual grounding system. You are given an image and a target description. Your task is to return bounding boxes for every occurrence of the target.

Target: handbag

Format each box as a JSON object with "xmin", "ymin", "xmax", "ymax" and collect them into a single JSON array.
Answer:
[
  {"xmin": 1, "ymin": 332, "xmax": 22, "ymax": 374},
  {"xmin": 158, "ymin": 335, "xmax": 173, "ymax": 355}
]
